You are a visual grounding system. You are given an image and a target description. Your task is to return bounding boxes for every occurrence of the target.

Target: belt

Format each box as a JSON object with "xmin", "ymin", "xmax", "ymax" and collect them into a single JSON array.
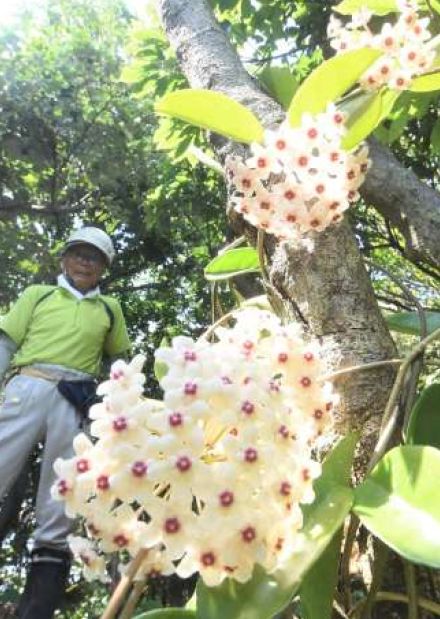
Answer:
[{"xmin": 19, "ymin": 367, "xmax": 59, "ymax": 382}]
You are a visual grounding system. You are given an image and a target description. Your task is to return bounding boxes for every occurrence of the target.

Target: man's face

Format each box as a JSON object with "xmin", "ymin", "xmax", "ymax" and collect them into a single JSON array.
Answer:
[{"xmin": 62, "ymin": 243, "xmax": 107, "ymax": 292}]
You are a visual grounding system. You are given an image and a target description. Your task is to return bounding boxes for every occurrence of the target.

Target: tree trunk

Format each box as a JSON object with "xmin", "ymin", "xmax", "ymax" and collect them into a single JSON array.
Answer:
[{"xmin": 159, "ymin": 0, "xmax": 397, "ymax": 471}]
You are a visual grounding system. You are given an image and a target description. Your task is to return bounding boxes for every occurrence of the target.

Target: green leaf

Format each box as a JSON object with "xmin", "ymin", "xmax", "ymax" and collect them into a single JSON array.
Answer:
[
  {"xmin": 258, "ymin": 66, "xmax": 298, "ymax": 110},
  {"xmin": 341, "ymin": 89, "xmax": 400, "ymax": 149},
  {"xmin": 430, "ymin": 117, "xmax": 440, "ymax": 154},
  {"xmin": 154, "ymin": 337, "xmax": 170, "ymax": 381},
  {"xmin": 134, "ymin": 610, "xmax": 197, "ymax": 619},
  {"xmin": 334, "ymin": 0, "xmax": 398, "ymax": 15},
  {"xmin": 204, "ymin": 247, "xmax": 260, "ymax": 281},
  {"xmin": 406, "ymin": 384, "xmax": 440, "ymax": 449},
  {"xmin": 300, "ymin": 434, "xmax": 358, "ymax": 619},
  {"xmin": 410, "ymin": 71, "xmax": 440, "ymax": 92},
  {"xmin": 196, "ymin": 486, "xmax": 353, "ymax": 619},
  {"xmin": 385, "ymin": 311, "xmax": 440, "ymax": 336},
  {"xmin": 155, "ymin": 89, "xmax": 264, "ymax": 144},
  {"xmin": 288, "ymin": 49, "xmax": 382, "ymax": 126},
  {"xmin": 353, "ymin": 445, "xmax": 440, "ymax": 568}
]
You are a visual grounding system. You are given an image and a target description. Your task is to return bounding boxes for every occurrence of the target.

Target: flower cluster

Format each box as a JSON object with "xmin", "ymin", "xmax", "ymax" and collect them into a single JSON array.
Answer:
[
  {"xmin": 328, "ymin": 0, "xmax": 436, "ymax": 91},
  {"xmin": 52, "ymin": 308, "xmax": 337, "ymax": 586},
  {"xmin": 226, "ymin": 106, "xmax": 370, "ymax": 242}
]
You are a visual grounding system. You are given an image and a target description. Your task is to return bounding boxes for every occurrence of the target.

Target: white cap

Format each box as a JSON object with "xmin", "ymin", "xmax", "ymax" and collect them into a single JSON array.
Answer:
[{"xmin": 63, "ymin": 227, "xmax": 115, "ymax": 265}]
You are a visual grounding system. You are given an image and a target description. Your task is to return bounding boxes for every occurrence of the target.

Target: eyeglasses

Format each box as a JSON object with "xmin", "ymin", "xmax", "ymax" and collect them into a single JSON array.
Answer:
[{"xmin": 67, "ymin": 247, "xmax": 105, "ymax": 266}]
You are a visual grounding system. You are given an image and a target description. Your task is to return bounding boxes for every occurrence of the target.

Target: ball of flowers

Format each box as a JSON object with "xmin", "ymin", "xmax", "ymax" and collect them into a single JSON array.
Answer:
[
  {"xmin": 226, "ymin": 105, "xmax": 370, "ymax": 242},
  {"xmin": 328, "ymin": 0, "xmax": 436, "ymax": 91},
  {"xmin": 52, "ymin": 309, "xmax": 337, "ymax": 587}
]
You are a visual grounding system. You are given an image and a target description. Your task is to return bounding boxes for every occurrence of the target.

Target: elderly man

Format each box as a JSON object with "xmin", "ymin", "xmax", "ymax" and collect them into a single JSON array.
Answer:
[{"xmin": 0, "ymin": 226, "xmax": 131, "ymax": 618}]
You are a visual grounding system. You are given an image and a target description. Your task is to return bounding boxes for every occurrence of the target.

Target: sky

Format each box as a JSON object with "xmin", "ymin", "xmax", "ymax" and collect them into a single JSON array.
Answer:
[{"xmin": 0, "ymin": 0, "xmax": 153, "ymax": 25}]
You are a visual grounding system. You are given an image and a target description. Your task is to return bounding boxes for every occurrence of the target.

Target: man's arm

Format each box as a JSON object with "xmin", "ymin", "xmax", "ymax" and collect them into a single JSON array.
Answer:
[{"xmin": 0, "ymin": 334, "xmax": 18, "ymax": 384}]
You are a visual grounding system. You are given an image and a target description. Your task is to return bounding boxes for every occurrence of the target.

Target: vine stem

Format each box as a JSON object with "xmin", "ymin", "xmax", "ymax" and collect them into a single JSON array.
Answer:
[
  {"xmin": 403, "ymin": 560, "xmax": 419, "ymax": 619},
  {"xmin": 367, "ymin": 326, "xmax": 440, "ymax": 473},
  {"xmin": 118, "ymin": 578, "xmax": 148, "ymax": 619},
  {"xmin": 199, "ymin": 308, "xmax": 237, "ymax": 342},
  {"xmin": 100, "ymin": 549, "xmax": 149, "ymax": 619},
  {"xmin": 320, "ymin": 359, "xmax": 402, "ymax": 382},
  {"xmin": 257, "ymin": 228, "xmax": 269, "ymax": 283},
  {"xmin": 375, "ymin": 591, "xmax": 440, "ymax": 615}
]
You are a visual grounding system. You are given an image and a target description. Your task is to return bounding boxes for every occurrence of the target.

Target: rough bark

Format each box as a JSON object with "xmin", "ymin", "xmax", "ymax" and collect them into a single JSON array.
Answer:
[
  {"xmin": 364, "ymin": 137, "xmax": 440, "ymax": 272},
  {"xmin": 159, "ymin": 0, "xmax": 398, "ymax": 468}
]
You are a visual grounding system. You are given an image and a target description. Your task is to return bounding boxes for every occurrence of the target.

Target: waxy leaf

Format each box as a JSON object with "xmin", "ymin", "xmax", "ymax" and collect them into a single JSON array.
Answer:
[
  {"xmin": 353, "ymin": 445, "xmax": 440, "ymax": 568},
  {"xmin": 334, "ymin": 0, "xmax": 399, "ymax": 15},
  {"xmin": 385, "ymin": 310, "xmax": 440, "ymax": 336},
  {"xmin": 341, "ymin": 91, "xmax": 382, "ymax": 150},
  {"xmin": 406, "ymin": 384, "xmax": 440, "ymax": 449},
  {"xmin": 204, "ymin": 247, "xmax": 260, "ymax": 281},
  {"xmin": 288, "ymin": 49, "xmax": 382, "ymax": 126},
  {"xmin": 411, "ymin": 71, "xmax": 440, "ymax": 92},
  {"xmin": 258, "ymin": 66, "xmax": 298, "ymax": 110},
  {"xmin": 155, "ymin": 89, "xmax": 264, "ymax": 144},
  {"xmin": 196, "ymin": 486, "xmax": 353, "ymax": 619},
  {"xmin": 300, "ymin": 434, "xmax": 358, "ymax": 619}
]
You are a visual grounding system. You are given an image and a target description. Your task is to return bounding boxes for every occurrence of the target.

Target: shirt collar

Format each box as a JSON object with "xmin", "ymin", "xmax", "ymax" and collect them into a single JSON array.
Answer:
[{"xmin": 57, "ymin": 274, "xmax": 100, "ymax": 300}]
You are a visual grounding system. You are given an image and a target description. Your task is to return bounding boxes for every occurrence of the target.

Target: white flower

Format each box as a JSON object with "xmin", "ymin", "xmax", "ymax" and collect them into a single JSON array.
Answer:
[{"xmin": 54, "ymin": 312, "xmax": 337, "ymax": 587}]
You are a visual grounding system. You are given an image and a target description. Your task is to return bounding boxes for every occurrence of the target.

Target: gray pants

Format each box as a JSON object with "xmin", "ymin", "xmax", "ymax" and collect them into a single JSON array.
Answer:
[{"xmin": 0, "ymin": 369, "xmax": 88, "ymax": 551}]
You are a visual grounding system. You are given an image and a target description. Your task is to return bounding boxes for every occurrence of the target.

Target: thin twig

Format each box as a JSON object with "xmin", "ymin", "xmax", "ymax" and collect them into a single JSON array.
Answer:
[
  {"xmin": 320, "ymin": 359, "xmax": 402, "ymax": 382},
  {"xmin": 375, "ymin": 591, "xmax": 440, "ymax": 616},
  {"xmin": 257, "ymin": 229, "xmax": 269, "ymax": 283},
  {"xmin": 341, "ymin": 515, "xmax": 360, "ymax": 610},
  {"xmin": 118, "ymin": 578, "xmax": 148, "ymax": 619},
  {"xmin": 199, "ymin": 308, "xmax": 237, "ymax": 342},
  {"xmin": 359, "ymin": 541, "xmax": 389, "ymax": 619},
  {"xmin": 367, "ymin": 327, "xmax": 440, "ymax": 473},
  {"xmin": 403, "ymin": 560, "xmax": 419, "ymax": 619},
  {"xmin": 100, "ymin": 549, "xmax": 149, "ymax": 619}
]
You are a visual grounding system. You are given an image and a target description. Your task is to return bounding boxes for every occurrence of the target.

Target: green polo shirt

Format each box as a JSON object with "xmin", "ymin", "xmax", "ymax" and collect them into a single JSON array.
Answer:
[{"xmin": 0, "ymin": 285, "xmax": 131, "ymax": 376}]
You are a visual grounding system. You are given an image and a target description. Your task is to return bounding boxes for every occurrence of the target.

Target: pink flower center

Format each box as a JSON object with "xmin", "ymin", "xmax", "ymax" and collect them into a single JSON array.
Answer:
[
  {"xmin": 280, "ymin": 481, "xmax": 292, "ymax": 496},
  {"xmin": 314, "ymin": 409, "xmax": 324, "ymax": 420},
  {"xmin": 57, "ymin": 480, "xmax": 69, "ymax": 495},
  {"xmin": 184, "ymin": 381, "xmax": 197, "ymax": 395},
  {"xmin": 113, "ymin": 534, "xmax": 129, "ymax": 548},
  {"xmin": 316, "ymin": 184, "xmax": 325, "ymax": 194},
  {"xmin": 302, "ymin": 468, "xmax": 311, "ymax": 481},
  {"xmin": 76, "ymin": 458, "xmax": 89, "ymax": 473},
  {"xmin": 307, "ymin": 128, "xmax": 318, "ymax": 139},
  {"xmin": 278, "ymin": 425, "xmax": 289, "ymax": 439},
  {"xmin": 169, "ymin": 412, "xmax": 183, "ymax": 427},
  {"xmin": 276, "ymin": 139, "xmax": 286, "ymax": 150},
  {"xmin": 184, "ymin": 350, "xmax": 197, "ymax": 361},
  {"xmin": 241, "ymin": 400, "xmax": 255, "ymax": 415},
  {"xmin": 241, "ymin": 526, "xmax": 256, "ymax": 543},
  {"xmin": 300, "ymin": 376, "xmax": 312, "ymax": 388},
  {"xmin": 97, "ymin": 475, "xmax": 110, "ymax": 491},
  {"xmin": 131, "ymin": 461, "xmax": 148, "ymax": 477},
  {"xmin": 304, "ymin": 352, "xmax": 314, "ymax": 362},
  {"xmin": 113, "ymin": 416, "xmax": 128, "ymax": 432},
  {"xmin": 284, "ymin": 190, "xmax": 296, "ymax": 200},
  {"xmin": 176, "ymin": 456, "xmax": 192, "ymax": 472},
  {"xmin": 244, "ymin": 447, "xmax": 258, "ymax": 463},
  {"xmin": 278, "ymin": 352, "xmax": 288, "ymax": 363},
  {"xmin": 384, "ymin": 36, "xmax": 394, "ymax": 47},
  {"xmin": 201, "ymin": 551, "xmax": 216, "ymax": 566},
  {"xmin": 219, "ymin": 490, "xmax": 234, "ymax": 507},
  {"xmin": 111, "ymin": 369, "xmax": 124, "ymax": 380},
  {"xmin": 333, "ymin": 113, "xmax": 344, "ymax": 124},
  {"xmin": 298, "ymin": 155, "xmax": 308, "ymax": 167},
  {"xmin": 164, "ymin": 517, "xmax": 180, "ymax": 534},
  {"xmin": 257, "ymin": 157, "xmax": 267, "ymax": 168}
]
